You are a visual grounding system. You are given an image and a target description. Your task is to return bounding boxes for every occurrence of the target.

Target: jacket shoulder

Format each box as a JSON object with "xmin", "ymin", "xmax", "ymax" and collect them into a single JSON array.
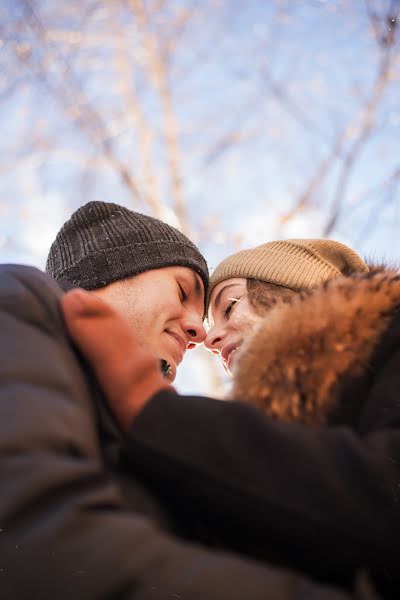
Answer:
[
  {"xmin": 0, "ymin": 264, "xmax": 65, "ymax": 331},
  {"xmin": 0, "ymin": 263, "xmax": 63, "ymax": 296}
]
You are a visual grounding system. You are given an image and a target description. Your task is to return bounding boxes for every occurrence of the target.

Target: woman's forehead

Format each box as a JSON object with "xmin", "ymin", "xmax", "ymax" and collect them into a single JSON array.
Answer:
[
  {"xmin": 210, "ymin": 278, "xmax": 247, "ymax": 304},
  {"xmin": 207, "ymin": 279, "xmax": 248, "ymax": 325}
]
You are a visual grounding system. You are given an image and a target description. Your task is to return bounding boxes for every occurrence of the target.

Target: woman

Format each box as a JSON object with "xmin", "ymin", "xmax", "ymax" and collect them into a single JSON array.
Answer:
[
  {"xmin": 204, "ymin": 237, "xmax": 392, "ymax": 428},
  {"xmin": 61, "ymin": 238, "xmax": 399, "ymax": 598}
]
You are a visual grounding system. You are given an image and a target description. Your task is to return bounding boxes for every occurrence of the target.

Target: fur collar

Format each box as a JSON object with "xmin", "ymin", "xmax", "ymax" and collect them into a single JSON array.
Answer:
[{"xmin": 230, "ymin": 270, "xmax": 400, "ymax": 425}]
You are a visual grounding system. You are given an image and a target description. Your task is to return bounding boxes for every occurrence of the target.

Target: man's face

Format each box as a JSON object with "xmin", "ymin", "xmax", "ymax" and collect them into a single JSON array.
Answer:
[{"xmin": 93, "ymin": 266, "xmax": 206, "ymax": 381}]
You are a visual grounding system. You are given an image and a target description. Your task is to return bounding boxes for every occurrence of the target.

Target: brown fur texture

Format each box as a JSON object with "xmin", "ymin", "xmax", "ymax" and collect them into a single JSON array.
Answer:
[{"xmin": 230, "ymin": 270, "xmax": 400, "ymax": 425}]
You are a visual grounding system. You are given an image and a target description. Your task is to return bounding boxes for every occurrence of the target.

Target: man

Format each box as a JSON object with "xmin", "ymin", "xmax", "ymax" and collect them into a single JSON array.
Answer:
[
  {"xmin": 0, "ymin": 201, "xmax": 352, "ymax": 599},
  {"xmin": 45, "ymin": 200, "xmax": 208, "ymax": 382}
]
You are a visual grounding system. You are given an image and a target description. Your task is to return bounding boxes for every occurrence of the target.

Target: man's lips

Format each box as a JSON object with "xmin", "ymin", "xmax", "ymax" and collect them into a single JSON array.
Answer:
[{"xmin": 165, "ymin": 330, "xmax": 187, "ymax": 361}]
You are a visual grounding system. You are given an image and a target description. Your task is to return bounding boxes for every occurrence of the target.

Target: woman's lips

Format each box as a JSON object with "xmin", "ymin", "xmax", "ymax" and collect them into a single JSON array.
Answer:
[
  {"xmin": 221, "ymin": 342, "xmax": 240, "ymax": 370},
  {"xmin": 227, "ymin": 348, "xmax": 238, "ymax": 370}
]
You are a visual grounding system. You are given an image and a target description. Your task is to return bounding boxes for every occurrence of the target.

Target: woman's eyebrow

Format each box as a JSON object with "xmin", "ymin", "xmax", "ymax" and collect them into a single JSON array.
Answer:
[{"xmin": 214, "ymin": 284, "xmax": 239, "ymax": 309}]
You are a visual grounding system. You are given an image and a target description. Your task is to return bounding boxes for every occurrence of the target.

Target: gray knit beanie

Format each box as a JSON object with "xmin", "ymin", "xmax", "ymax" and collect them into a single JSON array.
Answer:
[
  {"xmin": 208, "ymin": 238, "xmax": 368, "ymax": 305},
  {"xmin": 46, "ymin": 201, "xmax": 208, "ymax": 291}
]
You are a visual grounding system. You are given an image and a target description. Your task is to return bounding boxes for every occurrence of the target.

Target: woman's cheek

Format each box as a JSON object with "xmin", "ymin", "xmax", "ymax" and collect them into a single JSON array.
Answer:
[{"xmin": 232, "ymin": 311, "xmax": 260, "ymax": 334}]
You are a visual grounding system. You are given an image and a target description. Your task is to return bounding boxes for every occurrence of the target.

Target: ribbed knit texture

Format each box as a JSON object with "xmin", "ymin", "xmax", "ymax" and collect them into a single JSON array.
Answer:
[
  {"xmin": 46, "ymin": 201, "xmax": 208, "ymax": 291},
  {"xmin": 208, "ymin": 239, "xmax": 368, "ymax": 304}
]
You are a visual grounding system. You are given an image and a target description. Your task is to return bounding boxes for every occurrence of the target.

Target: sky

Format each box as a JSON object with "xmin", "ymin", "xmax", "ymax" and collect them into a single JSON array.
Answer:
[{"xmin": 0, "ymin": 0, "xmax": 399, "ymax": 394}]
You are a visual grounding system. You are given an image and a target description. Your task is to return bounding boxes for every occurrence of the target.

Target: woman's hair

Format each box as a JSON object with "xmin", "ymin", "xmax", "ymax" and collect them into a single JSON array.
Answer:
[{"xmin": 246, "ymin": 279, "xmax": 297, "ymax": 314}]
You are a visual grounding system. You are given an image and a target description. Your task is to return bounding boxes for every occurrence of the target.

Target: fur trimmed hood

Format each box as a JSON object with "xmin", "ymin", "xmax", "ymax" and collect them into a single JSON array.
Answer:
[{"xmin": 230, "ymin": 269, "xmax": 400, "ymax": 426}]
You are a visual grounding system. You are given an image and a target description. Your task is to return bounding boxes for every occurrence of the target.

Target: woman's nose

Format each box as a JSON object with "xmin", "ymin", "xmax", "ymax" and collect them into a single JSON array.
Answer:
[{"xmin": 204, "ymin": 326, "xmax": 223, "ymax": 353}]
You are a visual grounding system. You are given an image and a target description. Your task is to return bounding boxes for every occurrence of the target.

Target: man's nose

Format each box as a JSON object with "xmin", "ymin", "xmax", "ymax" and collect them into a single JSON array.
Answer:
[
  {"xmin": 203, "ymin": 325, "xmax": 222, "ymax": 354},
  {"xmin": 183, "ymin": 314, "xmax": 207, "ymax": 349}
]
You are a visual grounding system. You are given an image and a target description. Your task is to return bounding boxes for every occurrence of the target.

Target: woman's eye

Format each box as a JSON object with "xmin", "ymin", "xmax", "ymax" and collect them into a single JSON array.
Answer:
[{"xmin": 224, "ymin": 299, "xmax": 238, "ymax": 318}]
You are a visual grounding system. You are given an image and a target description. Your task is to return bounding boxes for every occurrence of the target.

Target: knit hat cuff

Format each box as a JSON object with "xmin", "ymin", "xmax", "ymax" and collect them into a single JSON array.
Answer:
[
  {"xmin": 211, "ymin": 248, "xmax": 338, "ymax": 291},
  {"xmin": 207, "ymin": 239, "xmax": 368, "ymax": 307},
  {"xmin": 55, "ymin": 240, "xmax": 208, "ymax": 291}
]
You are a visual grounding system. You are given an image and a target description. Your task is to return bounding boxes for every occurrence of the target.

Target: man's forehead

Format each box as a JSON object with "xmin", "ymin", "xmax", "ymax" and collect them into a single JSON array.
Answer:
[
  {"xmin": 170, "ymin": 265, "xmax": 204, "ymax": 295},
  {"xmin": 191, "ymin": 270, "xmax": 204, "ymax": 297},
  {"xmin": 153, "ymin": 265, "xmax": 206, "ymax": 299}
]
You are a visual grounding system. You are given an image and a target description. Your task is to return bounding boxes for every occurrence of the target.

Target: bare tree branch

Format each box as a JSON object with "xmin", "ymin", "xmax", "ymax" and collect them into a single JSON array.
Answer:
[
  {"xmin": 8, "ymin": 0, "xmax": 146, "ymax": 209},
  {"xmin": 355, "ymin": 166, "xmax": 400, "ymax": 243},
  {"xmin": 130, "ymin": 0, "xmax": 188, "ymax": 232},
  {"xmin": 110, "ymin": 1, "xmax": 164, "ymax": 217},
  {"xmin": 322, "ymin": 0, "xmax": 399, "ymax": 235}
]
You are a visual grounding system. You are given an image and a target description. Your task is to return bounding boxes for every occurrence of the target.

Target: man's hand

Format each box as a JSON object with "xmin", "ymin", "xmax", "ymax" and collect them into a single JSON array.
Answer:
[{"xmin": 61, "ymin": 288, "xmax": 174, "ymax": 431}]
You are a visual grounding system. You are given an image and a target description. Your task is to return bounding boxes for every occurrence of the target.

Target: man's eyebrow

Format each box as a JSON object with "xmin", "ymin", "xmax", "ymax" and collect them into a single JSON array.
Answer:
[
  {"xmin": 191, "ymin": 272, "xmax": 203, "ymax": 298},
  {"xmin": 214, "ymin": 284, "xmax": 238, "ymax": 309}
]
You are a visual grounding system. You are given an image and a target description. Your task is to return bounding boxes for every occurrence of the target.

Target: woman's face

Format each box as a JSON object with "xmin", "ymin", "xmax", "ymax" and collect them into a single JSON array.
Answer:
[{"xmin": 204, "ymin": 278, "xmax": 260, "ymax": 375}]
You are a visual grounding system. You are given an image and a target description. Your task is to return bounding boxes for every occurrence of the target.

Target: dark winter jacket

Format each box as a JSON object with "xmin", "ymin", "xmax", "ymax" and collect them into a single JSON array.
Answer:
[
  {"xmin": 122, "ymin": 270, "xmax": 400, "ymax": 598},
  {"xmin": 0, "ymin": 264, "xmax": 358, "ymax": 600}
]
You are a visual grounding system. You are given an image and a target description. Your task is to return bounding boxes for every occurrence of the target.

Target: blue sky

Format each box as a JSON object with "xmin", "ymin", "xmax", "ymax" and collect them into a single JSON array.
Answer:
[{"xmin": 0, "ymin": 0, "xmax": 399, "ymax": 393}]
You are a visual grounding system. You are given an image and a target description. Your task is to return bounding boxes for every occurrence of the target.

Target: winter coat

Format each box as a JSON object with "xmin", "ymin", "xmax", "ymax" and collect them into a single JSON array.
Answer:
[
  {"xmin": 0, "ymin": 264, "xmax": 358, "ymax": 600},
  {"xmin": 123, "ymin": 269, "xmax": 400, "ymax": 598}
]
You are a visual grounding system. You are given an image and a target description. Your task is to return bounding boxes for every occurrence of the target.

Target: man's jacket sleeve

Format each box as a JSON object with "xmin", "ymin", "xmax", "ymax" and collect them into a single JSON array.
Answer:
[
  {"xmin": 1, "ymin": 265, "xmax": 351, "ymax": 600},
  {"xmin": 126, "ymin": 380, "xmax": 400, "ymax": 584}
]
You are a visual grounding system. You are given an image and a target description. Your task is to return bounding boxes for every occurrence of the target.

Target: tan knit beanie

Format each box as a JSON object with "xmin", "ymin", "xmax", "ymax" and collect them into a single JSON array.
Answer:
[{"xmin": 208, "ymin": 239, "xmax": 368, "ymax": 305}]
